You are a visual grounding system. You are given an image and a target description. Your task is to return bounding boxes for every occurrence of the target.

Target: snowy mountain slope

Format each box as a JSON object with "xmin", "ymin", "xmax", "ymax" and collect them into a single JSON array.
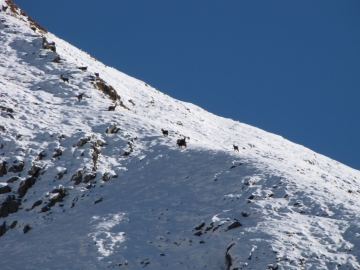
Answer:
[{"xmin": 1, "ymin": 1, "xmax": 360, "ymax": 269}]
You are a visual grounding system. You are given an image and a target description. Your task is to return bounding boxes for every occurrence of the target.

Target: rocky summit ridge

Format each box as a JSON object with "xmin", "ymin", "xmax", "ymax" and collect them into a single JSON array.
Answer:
[{"xmin": 1, "ymin": 1, "xmax": 360, "ymax": 269}]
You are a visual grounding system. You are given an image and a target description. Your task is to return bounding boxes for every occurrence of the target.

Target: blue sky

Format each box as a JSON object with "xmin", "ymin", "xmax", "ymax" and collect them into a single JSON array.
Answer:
[{"xmin": 16, "ymin": 0, "xmax": 360, "ymax": 170}]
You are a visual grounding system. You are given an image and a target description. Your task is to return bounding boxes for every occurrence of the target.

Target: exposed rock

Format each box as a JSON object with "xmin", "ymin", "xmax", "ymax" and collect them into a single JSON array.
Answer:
[
  {"xmin": 71, "ymin": 169, "xmax": 84, "ymax": 185},
  {"xmin": 28, "ymin": 165, "xmax": 41, "ymax": 177},
  {"xmin": 9, "ymin": 220, "xmax": 17, "ymax": 229},
  {"xmin": 83, "ymin": 173, "xmax": 97, "ymax": 184},
  {"xmin": 41, "ymin": 186, "xmax": 67, "ymax": 212},
  {"xmin": 23, "ymin": 224, "xmax": 31, "ymax": 234},
  {"xmin": 0, "ymin": 221, "xmax": 7, "ymax": 237},
  {"xmin": 102, "ymin": 172, "xmax": 116, "ymax": 182},
  {"xmin": 6, "ymin": 176, "xmax": 19, "ymax": 183},
  {"xmin": 52, "ymin": 148, "xmax": 62, "ymax": 158},
  {"xmin": 36, "ymin": 151, "xmax": 46, "ymax": 161},
  {"xmin": 95, "ymin": 78, "xmax": 120, "ymax": 101},
  {"xmin": 42, "ymin": 37, "xmax": 56, "ymax": 52},
  {"xmin": 26, "ymin": 199, "xmax": 42, "ymax": 211},
  {"xmin": 77, "ymin": 137, "xmax": 90, "ymax": 147},
  {"xmin": 0, "ymin": 161, "xmax": 7, "ymax": 177},
  {"xmin": 94, "ymin": 198, "xmax": 102, "ymax": 204},
  {"xmin": 8, "ymin": 161, "xmax": 24, "ymax": 173},
  {"xmin": 105, "ymin": 124, "xmax": 120, "ymax": 134},
  {"xmin": 18, "ymin": 177, "xmax": 36, "ymax": 198},
  {"xmin": 225, "ymin": 243, "xmax": 235, "ymax": 270},
  {"xmin": 0, "ymin": 195, "xmax": 19, "ymax": 218},
  {"xmin": 96, "ymin": 140, "xmax": 105, "ymax": 147},
  {"xmin": 0, "ymin": 185, "xmax": 11, "ymax": 194},
  {"xmin": 0, "ymin": 125, "xmax": 5, "ymax": 132},
  {"xmin": 225, "ymin": 220, "xmax": 242, "ymax": 231},
  {"xmin": 195, "ymin": 222, "xmax": 205, "ymax": 230}
]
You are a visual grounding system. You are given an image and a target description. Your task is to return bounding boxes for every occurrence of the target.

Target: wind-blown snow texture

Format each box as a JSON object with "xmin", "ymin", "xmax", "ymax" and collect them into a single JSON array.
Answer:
[{"xmin": 1, "ymin": 1, "xmax": 360, "ymax": 269}]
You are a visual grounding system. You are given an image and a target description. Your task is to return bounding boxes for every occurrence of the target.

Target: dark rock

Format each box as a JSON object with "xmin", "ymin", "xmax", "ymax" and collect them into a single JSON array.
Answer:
[
  {"xmin": 0, "ymin": 185, "xmax": 11, "ymax": 194},
  {"xmin": 102, "ymin": 173, "xmax": 110, "ymax": 182},
  {"xmin": 77, "ymin": 138, "xmax": 90, "ymax": 147},
  {"xmin": 248, "ymin": 194, "xmax": 254, "ymax": 200},
  {"xmin": 122, "ymin": 151, "xmax": 131, "ymax": 156},
  {"xmin": 41, "ymin": 186, "xmax": 67, "ymax": 212},
  {"xmin": 57, "ymin": 172, "xmax": 64, "ymax": 180},
  {"xmin": 52, "ymin": 148, "xmax": 62, "ymax": 158},
  {"xmin": 28, "ymin": 165, "xmax": 41, "ymax": 177},
  {"xmin": 226, "ymin": 220, "xmax": 242, "ymax": 231},
  {"xmin": 71, "ymin": 169, "xmax": 84, "ymax": 185},
  {"xmin": 106, "ymin": 124, "xmax": 120, "ymax": 134},
  {"xmin": 0, "ymin": 195, "xmax": 19, "ymax": 218},
  {"xmin": 0, "ymin": 161, "xmax": 7, "ymax": 177},
  {"xmin": 195, "ymin": 222, "xmax": 205, "ymax": 230},
  {"xmin": 36, "ymin": 151, "xmax": 46, "ymax": 161},
  {"xmin": 6, "ymin": 176, "xmax": 19, "ymax": 183},
  {"xmin": 9, "ymin": 220, "xmax": 17, "ymax": 229},
  {"xmin": 0, "ymin": 125, "xmax": 5, "ymax": 132},
  {"xmin": 225, "ymin": 243, "xmax": 235, "ymax": 270},
  {"xmin": 0, "ymin": 221, "xmax": 7, "ymax": 237},
  {"xmin": 23, "ymin": 224, "xmax": 31, "ymax": 234},
  {"xmin": 194, "ymin": 231, "xmax": 202, "ymax": 236},
  {"xmin": 83, "ymin": 173, "xmax": 97, "ymax": 183},
  {"xmin": 8, "ymin": 161, "xmax": 24, "ymax": 173},
  {"xmin": 18, "ymin": 177, "xmax": 36, "ymax": 198},
  {"xmin": 94, "ymin": 198, "xmax": 102, "ymax": 204},
  {"xmin": 27, "ymin": 200, "xmax": 42, "ymax": 211},
  {"xmin": 53, "ymin": 55, "xmax": 61, "ymax": 63}
]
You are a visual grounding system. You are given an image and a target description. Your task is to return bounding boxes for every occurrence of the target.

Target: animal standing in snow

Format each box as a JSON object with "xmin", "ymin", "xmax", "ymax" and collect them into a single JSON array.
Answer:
[
  {"xmin": 108, "ymin": 104, "xmax": 117, "ymax": 111},
  {"xmin": 161, "ymin": 129, "xmax": 169, "ymax": 136},
  {"xmin": 177, "ymin": 138, "xmax": 187, "ymax": 148},
  {"xmin": 233, "ymin": 145, "xmax": 239, "ymax": 152},
  {"xmin": 60, "ymin": 74, "xmax": 69, "ymax": 83},
  {"xmin": 76, "ymin": 93, "xmax": 84, "ymax": 101}
]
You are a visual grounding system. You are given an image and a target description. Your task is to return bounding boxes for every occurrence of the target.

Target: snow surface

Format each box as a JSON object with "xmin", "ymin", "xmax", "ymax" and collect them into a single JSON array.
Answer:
[{"xmin": 1, "ymin": 1, "xmax": 360, "ymax": 269}]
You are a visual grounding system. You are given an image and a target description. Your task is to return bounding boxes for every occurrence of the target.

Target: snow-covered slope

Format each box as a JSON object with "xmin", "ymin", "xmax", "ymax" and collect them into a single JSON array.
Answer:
[{"xmin": 1, "ymin": 1, "xmax": 360, "ymax": 269}]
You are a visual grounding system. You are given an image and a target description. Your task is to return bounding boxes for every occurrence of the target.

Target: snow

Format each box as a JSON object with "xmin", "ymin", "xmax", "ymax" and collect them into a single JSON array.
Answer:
[{"xmin": 1, "ymin": 1, "xmax": 360, "ymax": 269}]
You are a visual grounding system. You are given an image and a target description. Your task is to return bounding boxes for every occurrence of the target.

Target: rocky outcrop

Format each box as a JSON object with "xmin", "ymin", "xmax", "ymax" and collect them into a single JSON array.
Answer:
[
  {"xmin": 71, "ymin": 169, "xmax": 84, "ymax": 185},
  {"xmin": 77, "ymin": 137, "xmax": 90, "ymax": 147},
  {"xmin": 8, "ymin": 161, "xmax": 24, "ymax": 173},
  {"xmin": 41, "ymin": 186, "xmax": 67, "ymax": 212},
  {"xmin": 0, "ymin": 185, "xmax": 11, "ymax": 194},
  {"xmin": 0, "ymin": 221, "xmax": 7, "ymax": 237},
  {"xmin": 105, "ymin": 124, "xmax": 120, "ymax": 134},
  {"xmin": 0, "ymin": 161, "xmax": 7, "ymax": 177},
  {"xmin": 28, "ymin": 165, "xmax": 41, "ymax": 177},
  {"xmin": 83, "ymin": 173, "xmax": 97, "ymax": 184},
  {"xmin": 0, "ymin": 195, "xmax": 19, "ymax": 218},
  {"xmin": 23, "ymin": 224, "xmax": 31, "ymax": 234},
  {"xmin": 95, "ymin": 78, "xmax": 120, "ymax": 101},
  {"xmin": 18, "ymin": 177, "xmax": 36, "ymax": 198}
]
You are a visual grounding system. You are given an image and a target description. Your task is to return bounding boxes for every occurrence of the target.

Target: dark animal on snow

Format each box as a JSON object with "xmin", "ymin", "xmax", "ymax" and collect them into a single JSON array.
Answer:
[
  {"xmin": 233, "ymin": 145, "xmax": 239, "ymax": 152},
  {"xmin": 2, "ymin": 5, "xmax": 8, "ymax": 11},
  {"xmin": 76, "ymin": 93, "xmax": 84, "ymax": 101},
  {"xmin": 60, "ymin": 74, "xmax": 69, "ymax": 83},
  {"xmin": 108, "ymin": 104, "xmax": 117, "ymax": 111},
  {"xmin": 177, "ymin": 138, "xmax": 187, "ymax": 148},
  {"xmin": 77, "ymin": 66, "xmax": 87, "ymax": 71},
  {"xmin": 161, "ymin": 129, "xmax": 168, "ymax": 136}
]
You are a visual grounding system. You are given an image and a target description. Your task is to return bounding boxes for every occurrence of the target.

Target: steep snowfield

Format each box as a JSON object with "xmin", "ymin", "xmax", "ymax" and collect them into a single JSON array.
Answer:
[{"xmin": 1, "ymin": 1, "xmax": 360, "ymax": 269}]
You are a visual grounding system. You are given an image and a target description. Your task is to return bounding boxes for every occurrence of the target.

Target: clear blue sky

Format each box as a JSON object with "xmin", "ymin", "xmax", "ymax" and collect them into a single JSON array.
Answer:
[{"xmin": 16, "ymin": 0, "xmax": 360, "ymax": 170}]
